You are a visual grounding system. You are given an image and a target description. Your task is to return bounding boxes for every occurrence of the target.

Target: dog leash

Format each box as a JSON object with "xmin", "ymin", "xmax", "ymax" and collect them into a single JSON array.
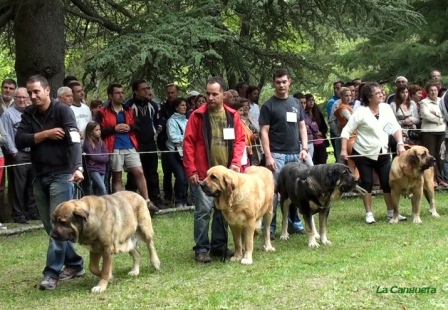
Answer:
[{"xmin": 74, "ymin": 183, "xmax": 84, "ymax": 199}]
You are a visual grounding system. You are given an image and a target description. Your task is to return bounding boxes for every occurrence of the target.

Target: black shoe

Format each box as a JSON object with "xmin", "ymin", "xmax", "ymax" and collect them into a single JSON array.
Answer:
[
  {"xmin": 270, "ymin": 231, "xmax": 275, "ymax": 240},
  {"xmin": 15, "ymin": 218, "xmax": 28, "ymax": 224},
  {"xmin": 195, "ymin": 252, "xmax": 212, "ymax": 263},
  {"xmin": 288, "ymin": 223, "xmax": 305, "ymax": 235},
  {"xmin": 29, "ymin": 214, "xmax": 40, "ymax": 221},
  {"xmin": 209, "ymin": 247, "xmax": 234, "ymax": 258}
]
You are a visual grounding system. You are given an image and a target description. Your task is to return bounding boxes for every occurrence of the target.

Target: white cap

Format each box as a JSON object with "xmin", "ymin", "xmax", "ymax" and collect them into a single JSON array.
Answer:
[{"xmin": 186, "ymin": 90, "xmax": 200, "ymax": 98}]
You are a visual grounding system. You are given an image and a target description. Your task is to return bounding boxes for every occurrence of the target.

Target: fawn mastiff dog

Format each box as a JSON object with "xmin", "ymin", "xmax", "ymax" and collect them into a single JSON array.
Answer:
[
  {"xmin": 389, "ymin": 145, "xmax": 439, "ymax": 224},
  {"xmin": 277, "ymin": 163, "xmax": 367, "ymax": 247},
  {"xmin": 50, "ymin": 191, "xmax": 160, "ymax": 293},
  {"xmin": 201, "ymin": 165, "xmax": 275, "ymax": 265}
]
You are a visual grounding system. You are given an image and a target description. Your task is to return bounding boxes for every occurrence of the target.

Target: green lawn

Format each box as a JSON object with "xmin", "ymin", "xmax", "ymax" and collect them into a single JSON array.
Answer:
[{"xmin": 1, "ymin": 192, "xmax": 448, "ymax": 309}]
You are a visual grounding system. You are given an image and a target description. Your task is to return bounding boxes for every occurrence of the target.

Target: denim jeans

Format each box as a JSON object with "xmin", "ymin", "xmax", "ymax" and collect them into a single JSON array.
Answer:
[
  {"xmin": 192, "ymin": 184, "xmax": 228, "ymax": 254},
  {"xmin": 89, "ymin": 172, "xmax": 107, "ymax": 196},
  {"xmin": 270, "ymin": 152, "xmax": 313, "ymax": 233},
  {"xmin": 33, "ymin": 174, "xmax": 84, "ymax": 279},
  {"xmin": 166, "ymin": 153, "xmax": 188, "ymax": 204}
]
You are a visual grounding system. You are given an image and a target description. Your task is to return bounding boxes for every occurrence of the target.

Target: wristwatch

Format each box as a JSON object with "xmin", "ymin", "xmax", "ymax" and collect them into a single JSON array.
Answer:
[{"xmin": 76, "ymin": 166, "xmax": 84, "ymax": 173}]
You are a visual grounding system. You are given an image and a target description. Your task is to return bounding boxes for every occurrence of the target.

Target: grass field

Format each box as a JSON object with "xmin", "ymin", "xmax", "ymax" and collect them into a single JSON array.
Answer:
[{"xmin": 1, "ymin": 192, "xmax": 448, "ymax": 310}]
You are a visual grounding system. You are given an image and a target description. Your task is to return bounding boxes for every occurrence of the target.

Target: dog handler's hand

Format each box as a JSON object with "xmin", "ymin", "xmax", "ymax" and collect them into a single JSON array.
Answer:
[
  {"xmin": 299, "ymin": 150, "xmax": 308, "ymax": 162},
  {"xmin": 229, "ymin": 164, "xmax": 240, "ymax": 172},
  {"xmin": 397, "ymin": 143, "xmax": 406, "ymax": 156},
  {"xmin": 69, "ymin": 170, "xmax": 84, "ymax": 184},
  {"xmin": 188, "ymin": 174, "xmax": 199, "ymax": 186},
  {"xmin": 340, "ymin": 150, "xmax": 348, "ymax": 161},
  {"xmin": 265, "ymin": 156, "xmax": 277, "ymax": 172}
]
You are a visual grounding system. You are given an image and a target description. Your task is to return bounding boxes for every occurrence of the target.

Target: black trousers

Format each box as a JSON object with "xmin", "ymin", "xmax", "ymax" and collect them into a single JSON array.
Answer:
[
  {"xmin": 125, "ymin": 144, "xmax": 162, "ymax": 202},
  {"xmin": 161, "ymin": 152, "xmax": 174, "ymax": 201},
  {"xmin": 352, "ymin": 149, "xmax": 391, "ymax": 193},
  {"xmin": 11, "ymin": 151, "xmax": 37, "ymax": 221}
]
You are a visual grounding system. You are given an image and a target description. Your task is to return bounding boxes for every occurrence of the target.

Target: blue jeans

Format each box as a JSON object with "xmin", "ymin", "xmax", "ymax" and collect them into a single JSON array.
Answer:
[
  {"xmin": 90, "ymin": 172, "xmax": 107, "ymax": 196},
  {"xmin": 166, "ymin": 153, "xmax": 188, "ymax": 204},
  {"xmin": 270, "ymin": 152, "xmax": 313, "ymax": 233},
  {"xmin": 192, "ymin": 184, "xmax": 228, "ymax": 254},
  {"xmin": 33, "ymin": 174, "xmax": 84, "ymax": 279}
]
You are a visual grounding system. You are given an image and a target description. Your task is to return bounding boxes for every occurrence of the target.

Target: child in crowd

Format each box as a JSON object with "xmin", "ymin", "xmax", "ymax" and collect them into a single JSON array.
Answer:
[{"xmin": 83, "ymin": 121, "xmax": 109, "ymax": 196}]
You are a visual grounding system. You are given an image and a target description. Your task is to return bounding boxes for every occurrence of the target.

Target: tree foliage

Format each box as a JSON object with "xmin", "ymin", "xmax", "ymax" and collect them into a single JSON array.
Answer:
[
  {"xmin": 337, "ymin": 0, "xmax": 448, "ymax": 86},
  {"xmin": 0, "ymin": 0, "xmax": 424, "ymax": 97}
]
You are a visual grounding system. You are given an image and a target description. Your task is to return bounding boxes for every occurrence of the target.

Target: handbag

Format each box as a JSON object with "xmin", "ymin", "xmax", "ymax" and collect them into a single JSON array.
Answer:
[{"xmin": 398, "ymin": 106, "xmax": 420, "ymax": 142}]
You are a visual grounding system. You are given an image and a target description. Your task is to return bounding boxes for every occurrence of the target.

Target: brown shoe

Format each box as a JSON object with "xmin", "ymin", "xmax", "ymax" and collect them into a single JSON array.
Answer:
[
  {"xmin": 146, "ymin": 200, "xmax": 159, "ymax": 217},
  {"xmin": 439, "ymin": 181, "xmax": 448, "ymax": 188},
  {"xmin": 195, "ymin": 252, "xmax": 212, "ymax": 263},
  {"xmin": 209, "ymin": 247, "xmax": 234, "ymax": 258}
]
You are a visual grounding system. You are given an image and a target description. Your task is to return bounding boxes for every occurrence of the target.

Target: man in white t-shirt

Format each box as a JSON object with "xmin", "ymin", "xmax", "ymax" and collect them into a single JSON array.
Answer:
[
  {"xmin": 69, "ymin": 82, "xmax": 92, "ymax": 196},
  {"xmin": 69, "ymin": 82, "xmax": 91, "ymax": 140}
]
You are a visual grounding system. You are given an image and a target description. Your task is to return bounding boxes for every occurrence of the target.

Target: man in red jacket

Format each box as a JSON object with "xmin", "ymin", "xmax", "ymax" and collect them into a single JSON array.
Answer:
[{"xmin": 183, "ymin": 76, "xmax": 246, "ymax": 263}]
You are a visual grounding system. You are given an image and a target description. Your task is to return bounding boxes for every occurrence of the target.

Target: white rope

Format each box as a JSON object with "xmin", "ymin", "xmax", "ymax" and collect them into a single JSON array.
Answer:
[{"xmin": 0, "ymin": 127, "xmax": 439, "ymax": 168}]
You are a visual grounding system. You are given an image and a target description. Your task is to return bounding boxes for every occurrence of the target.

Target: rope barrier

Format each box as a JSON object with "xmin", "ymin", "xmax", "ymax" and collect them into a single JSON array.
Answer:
[{"xmin": 0, "ymin": 127, "xmax": 439, "ymax": 169}]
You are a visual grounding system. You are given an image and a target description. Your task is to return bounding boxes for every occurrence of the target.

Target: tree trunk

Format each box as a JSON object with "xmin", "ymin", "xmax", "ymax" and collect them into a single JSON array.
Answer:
[{"xmin": 13, "ymin": 0, "xmax": 65, "ymax": 97}]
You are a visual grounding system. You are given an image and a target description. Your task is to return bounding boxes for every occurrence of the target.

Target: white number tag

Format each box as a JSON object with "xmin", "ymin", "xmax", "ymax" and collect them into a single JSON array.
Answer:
[
  {"xmin": 383, "ymin": 123, "xmax": 394, "ymax": 135},
  {"xmin": 286, "ymin": 112, "xmax": 297, "ymax": 123},
  {"xmin": 223, "ymin": 128, "xmax": 235, "ymax": 140}
]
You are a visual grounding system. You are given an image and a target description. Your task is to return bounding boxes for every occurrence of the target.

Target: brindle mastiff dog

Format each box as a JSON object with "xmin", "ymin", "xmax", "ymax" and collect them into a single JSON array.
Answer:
[
  {"xmin": 201, "ymin": 165, "xmax": 275, "ymax": 265},
  {"xmin": 389, "ymin": 145, "xmax": 439, "ymax": 224},
  {"xmin": 50, "ymin": 191, "xmax": 161, "ymax": 293},
  {"xmin": 277, "ymin": 163, "xmax": 367, "ymax": 247}
]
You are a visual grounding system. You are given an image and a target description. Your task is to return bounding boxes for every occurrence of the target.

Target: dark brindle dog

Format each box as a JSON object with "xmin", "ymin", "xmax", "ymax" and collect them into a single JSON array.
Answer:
[{"xmin": 277, "ymin": 163, "xmax": 367, "ymax": 247}]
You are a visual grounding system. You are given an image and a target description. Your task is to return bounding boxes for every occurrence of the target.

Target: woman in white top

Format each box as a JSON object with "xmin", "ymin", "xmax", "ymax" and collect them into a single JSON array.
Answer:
[
  {"xmin": 340, "ymin": 82, "xmax": 406, "ymax": 224},
  {"xmin": 420, "ymin": 82, "xmax": 446, "ymax": 187},
  {"xmin": 390, "ymin": 85, "xmax": 420, "ymax": 146}
]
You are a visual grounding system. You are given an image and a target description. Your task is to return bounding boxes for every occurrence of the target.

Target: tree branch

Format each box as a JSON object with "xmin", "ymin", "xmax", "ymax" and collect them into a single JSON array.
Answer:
[
  {"xmin": 69, "ymin": 0, "xmax": 121, "ymax": 33},
  {"xmin": 102, "ymin": 0, "xmax": 133, "ymax": 19}
]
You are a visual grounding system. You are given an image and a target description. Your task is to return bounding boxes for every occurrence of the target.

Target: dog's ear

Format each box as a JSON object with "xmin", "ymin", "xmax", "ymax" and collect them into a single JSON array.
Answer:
[
  {"xmin": 223, "ymin": 173, "xmax": 236, "ymax": 197},
  {"xmin": 73, "ymin": 206, "xmax": 89, "ymax": 221},
  {"xmin": 406, "ymin": 149, "xmax": 420, "ymax": 167},
  {"xmin": 325, "ymin": 167, "xmax": 340, "ymax": 187}
]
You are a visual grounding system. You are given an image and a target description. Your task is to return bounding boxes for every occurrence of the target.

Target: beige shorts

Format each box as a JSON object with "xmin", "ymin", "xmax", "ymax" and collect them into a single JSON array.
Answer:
[{"xmin": 110, "ymin": 148, "xmax": 141, "ymax": 172}]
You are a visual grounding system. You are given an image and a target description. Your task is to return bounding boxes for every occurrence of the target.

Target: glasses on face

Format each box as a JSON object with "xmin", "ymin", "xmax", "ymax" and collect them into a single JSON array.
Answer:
[{"xmin": 15, "ymin": 96, "xmax": 28, "ymax": 100}]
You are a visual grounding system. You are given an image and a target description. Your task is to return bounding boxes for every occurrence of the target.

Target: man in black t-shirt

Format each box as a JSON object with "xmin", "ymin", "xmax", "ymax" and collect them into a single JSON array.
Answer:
[{"xmin": 260, "ymin": 69, "xmax": 311, "ymax": 239}]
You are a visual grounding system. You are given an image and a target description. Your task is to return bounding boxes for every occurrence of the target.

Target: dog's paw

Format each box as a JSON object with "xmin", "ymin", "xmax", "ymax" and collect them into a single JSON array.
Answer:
[
  {"xmin": 429, "ymin": 209, "xmax": 440, "ymax": 218},
  {"xmin": 241, "ymin": 258, "xmax": 253, "ymax": 265},
  {"xmin": 263, "ymin": 245, "xmax": 276, "ymax": 252},
  {"xmin": 128, "ymin": 270, "xmax": 139, "ymax": 276},
  {"xmin": 389, "ymin": 218, "xmax": 399, "ymax": 224},
  {"xmin": 413, "ymin": 217, "xmax": 422, "ymax": 224},
  {"xmin": 91, "ymin": 286, "xmax": 106, "ymax": 293},
  {"xmin": 308, "ymin": 240, "xmax": 320, "ymax": 248},
  {"xmin": 321, "ymin": 239, "xmax": 332, "ymax": 246},
  {"xmin": 230, "ymin": 256, "xmax": 242, "ymax": 262},
  {"xmin": 279, "ymin": 233, "xmax": 289, "ymax": 240},
  {"xmin": 314, "ymin": 234, "xmax": 320, "ymax": 240}
]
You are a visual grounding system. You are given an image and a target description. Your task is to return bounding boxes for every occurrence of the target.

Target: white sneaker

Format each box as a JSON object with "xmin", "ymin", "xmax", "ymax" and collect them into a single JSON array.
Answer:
[
  {"xmin": 365, "ymin": 212, "xmax": 376, "ymax": 224},
  {"xmin": 0, "ymin": 223, "xmax": 6, "ymax": 230},
  {"xmin": 387, "ymin": 213, "xmax": 407, "ymax": 221}
]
